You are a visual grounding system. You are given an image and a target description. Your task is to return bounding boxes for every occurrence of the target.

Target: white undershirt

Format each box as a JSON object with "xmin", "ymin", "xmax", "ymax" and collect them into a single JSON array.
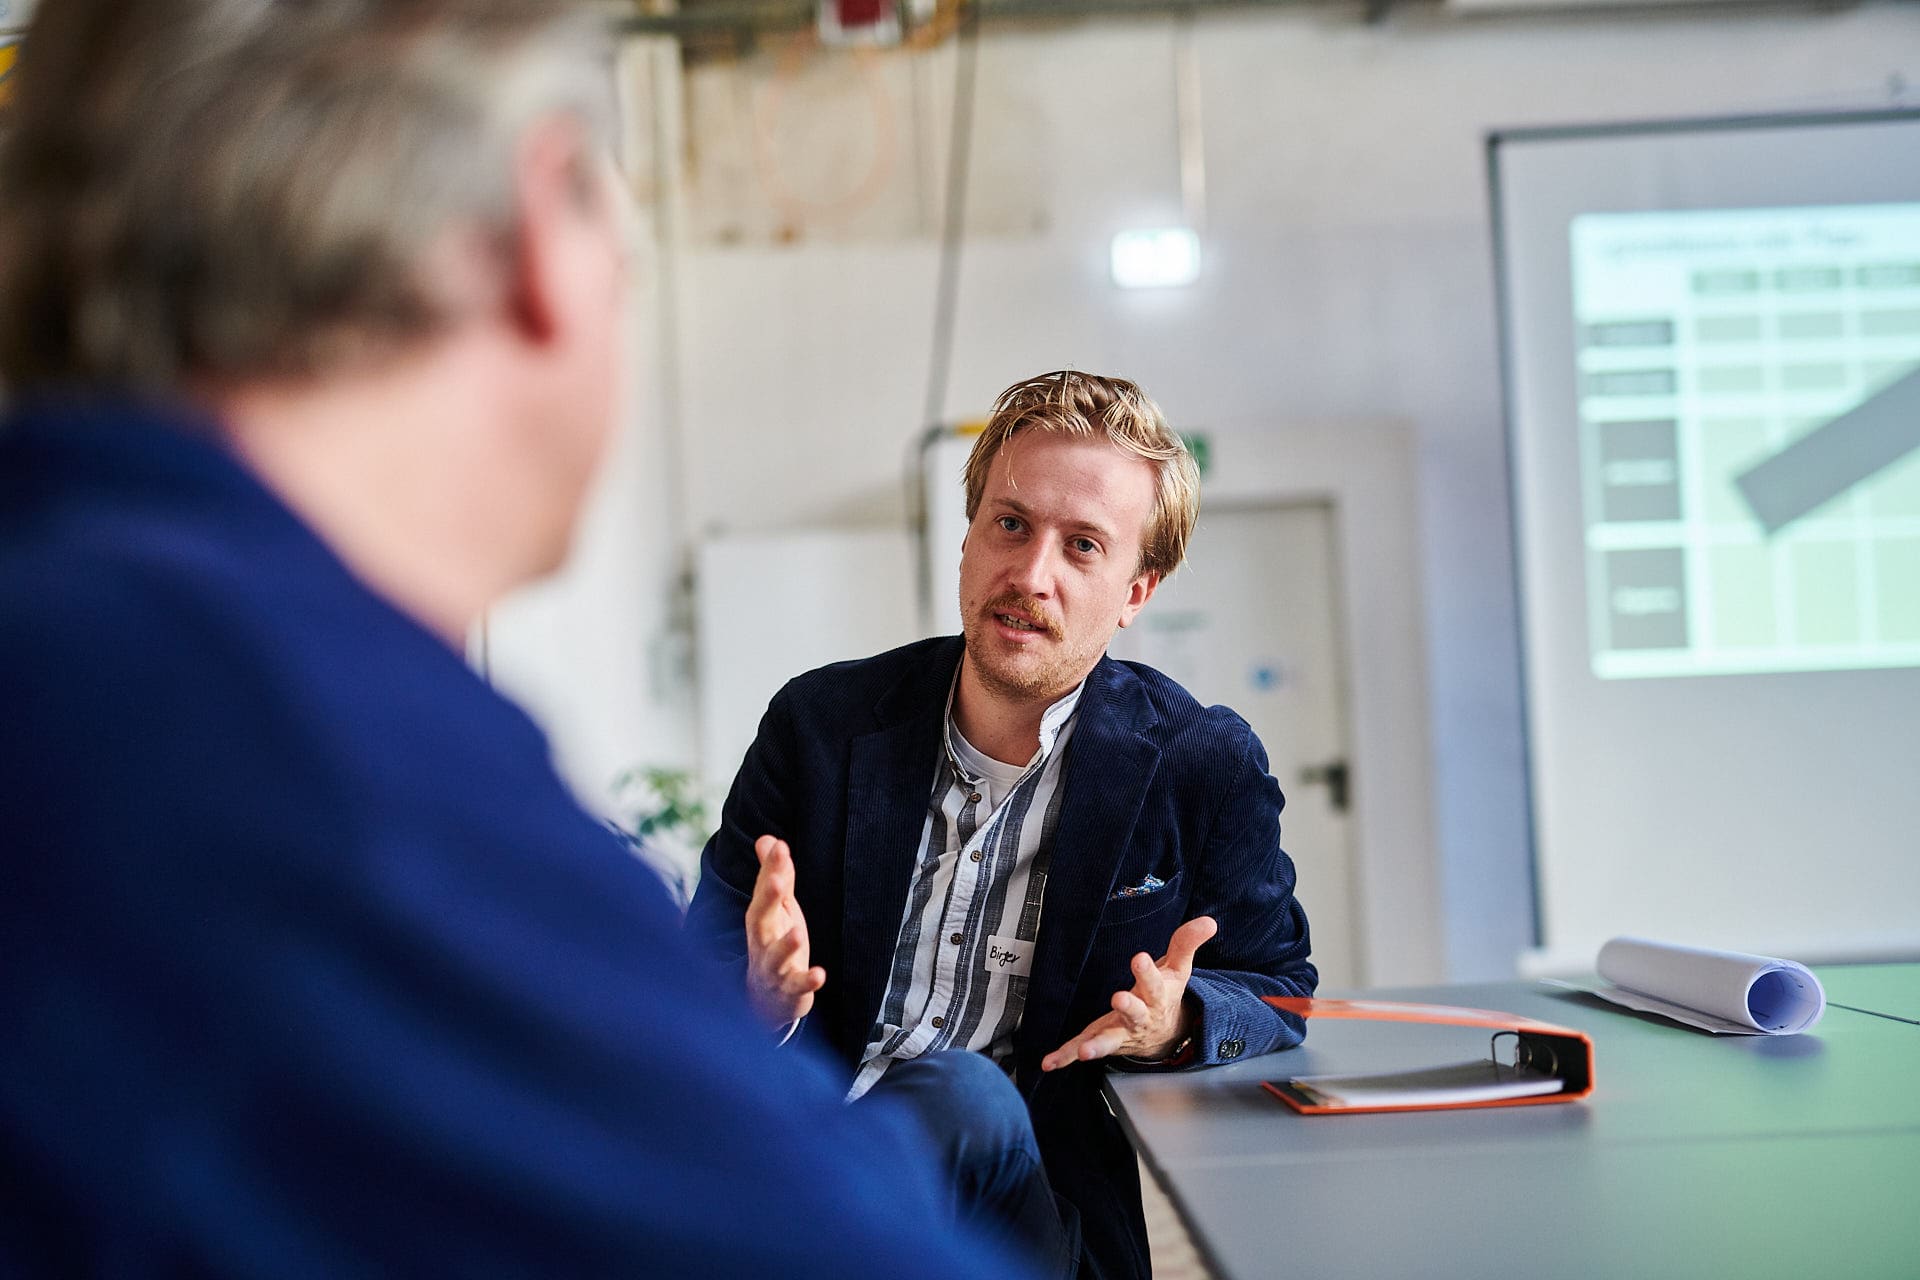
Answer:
[{"xmin": 946, "ymin": 729, "xmax": 1030, "ymax": 813}]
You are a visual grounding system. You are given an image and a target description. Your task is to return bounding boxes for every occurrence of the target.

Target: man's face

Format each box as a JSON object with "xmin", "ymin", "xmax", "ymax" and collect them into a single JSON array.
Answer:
[{"xmin": 958, "ymin": 430, "xmax": 1162, "ymax": 705}]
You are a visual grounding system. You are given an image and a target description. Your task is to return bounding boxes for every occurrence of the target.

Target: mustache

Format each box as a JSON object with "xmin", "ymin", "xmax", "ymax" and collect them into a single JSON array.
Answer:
[{"xmin": 981, "ymin": 594, "xmax": 1065, "ymax": 641}]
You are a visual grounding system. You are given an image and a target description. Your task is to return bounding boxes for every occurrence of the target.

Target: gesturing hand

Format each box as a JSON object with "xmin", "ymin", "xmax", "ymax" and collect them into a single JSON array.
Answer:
[
  {"xmin": 1041, "ymin": 915, "xmax": 1218, "ymax": 1071},
  {"xmin": 744, "ymin": 835, "xmax": 827, "ymax": 1028}
]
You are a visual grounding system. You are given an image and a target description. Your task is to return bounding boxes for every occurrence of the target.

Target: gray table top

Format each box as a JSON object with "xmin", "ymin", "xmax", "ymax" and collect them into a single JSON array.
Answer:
[
  {"xmin": 1105, "ymin": 972, "xmax": 1920, "ymax": 1280},
  {"xmin": 1818, "ymin": 962, "xmax": 1920, "ymax": 1024}
]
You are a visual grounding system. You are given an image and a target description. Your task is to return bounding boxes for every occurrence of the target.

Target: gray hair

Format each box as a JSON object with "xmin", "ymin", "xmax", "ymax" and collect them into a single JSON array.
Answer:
[{"xmin": 0, "ymin": 0, "xmax": 613, "ymax": 394}]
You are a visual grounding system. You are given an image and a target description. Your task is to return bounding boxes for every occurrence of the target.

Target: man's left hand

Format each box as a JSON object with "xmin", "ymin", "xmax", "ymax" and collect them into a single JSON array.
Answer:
[{"xmin": 1041, "ymin": 915, "xmax": 1217, "ymax": 1071}]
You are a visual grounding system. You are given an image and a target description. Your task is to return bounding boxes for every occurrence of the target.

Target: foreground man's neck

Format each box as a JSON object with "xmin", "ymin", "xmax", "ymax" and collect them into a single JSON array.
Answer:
[{"xmin": 208, "ymin": 345, "xmax": 543, "ymax": 647}]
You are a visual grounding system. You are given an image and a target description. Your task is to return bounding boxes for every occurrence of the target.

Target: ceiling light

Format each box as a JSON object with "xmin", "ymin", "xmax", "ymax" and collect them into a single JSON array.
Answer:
[{"xmin": 1111, "ymin": 227, "xmax": 1201, "ymax": 290}]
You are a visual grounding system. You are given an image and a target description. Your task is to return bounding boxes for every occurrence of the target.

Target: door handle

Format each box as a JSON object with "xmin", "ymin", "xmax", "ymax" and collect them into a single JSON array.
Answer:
[{"xmin": 1297, "ymin": 759, "xmax": 1350, "ymax": 813}]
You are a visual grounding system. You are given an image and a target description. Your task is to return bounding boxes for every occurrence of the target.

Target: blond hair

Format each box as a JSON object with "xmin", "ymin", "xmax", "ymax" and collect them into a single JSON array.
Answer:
[
  {"xmin": 962, "ymin": 370, "xmax": 1199, "ymax": 578},
  {"xmin": 0, "ymin": 0, "xmax": 611, "ymax": 394}
]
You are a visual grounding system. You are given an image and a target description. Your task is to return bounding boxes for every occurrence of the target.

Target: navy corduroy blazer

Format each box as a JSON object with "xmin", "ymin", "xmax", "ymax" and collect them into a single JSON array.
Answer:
[{"xmin": 687, "ymin": 634, "xmax": 1319, "ymax": 1083}]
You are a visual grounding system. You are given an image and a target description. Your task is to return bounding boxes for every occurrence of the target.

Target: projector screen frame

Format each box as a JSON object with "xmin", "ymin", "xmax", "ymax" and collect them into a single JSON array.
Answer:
[{"xmin": 1487, "ymin": 107, "xmax": 1920, "ymax": 971}]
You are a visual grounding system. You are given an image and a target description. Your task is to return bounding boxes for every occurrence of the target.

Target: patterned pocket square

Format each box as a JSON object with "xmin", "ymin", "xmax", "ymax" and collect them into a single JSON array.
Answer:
[{"xmin": 1110, "ymin": 873, "xmax": 1167, "ymax": 900}]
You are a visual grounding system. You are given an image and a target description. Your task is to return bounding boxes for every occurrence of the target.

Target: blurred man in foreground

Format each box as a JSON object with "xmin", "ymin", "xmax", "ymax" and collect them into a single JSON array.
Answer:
[{"xmin": 0, "ymin": 2, "xmax": 1033, "ymax": 1274}]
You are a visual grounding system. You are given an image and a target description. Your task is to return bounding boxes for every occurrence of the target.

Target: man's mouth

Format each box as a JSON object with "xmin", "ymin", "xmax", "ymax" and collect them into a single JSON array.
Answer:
[{"xmin": 983, "ymin": 598, "xmax": 1061, "ymax": 640}]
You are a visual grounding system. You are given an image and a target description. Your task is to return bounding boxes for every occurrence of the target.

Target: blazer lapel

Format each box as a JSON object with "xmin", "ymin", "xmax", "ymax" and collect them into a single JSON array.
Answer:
[
  {"xmin": 838, "ymin": 640, "xmax": 958, "ymax": 1044},
  {"xmin": 1016, "ymin": 655, "xmax": 1161, "ymax": 1077}
]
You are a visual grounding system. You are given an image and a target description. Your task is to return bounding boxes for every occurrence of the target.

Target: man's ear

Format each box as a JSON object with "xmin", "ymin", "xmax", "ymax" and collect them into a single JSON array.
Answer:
[
  {"xmin": 1115, "ymin": 569, "xmax": 1162, "ymax": 629},
  {"xmin": 503, "ymin": 115, "xmax": 597, "ymax": 345}
]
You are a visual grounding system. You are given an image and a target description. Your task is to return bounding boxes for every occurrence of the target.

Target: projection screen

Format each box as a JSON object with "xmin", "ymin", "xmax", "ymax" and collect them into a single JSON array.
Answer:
[{"xmin": 1490, "ymin": 111, "xmax": 1920, "ymax": 972}]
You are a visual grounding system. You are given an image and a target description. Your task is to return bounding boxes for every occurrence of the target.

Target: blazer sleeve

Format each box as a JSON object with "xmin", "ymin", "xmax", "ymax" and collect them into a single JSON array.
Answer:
[
  {"xmin": 1161, "ymin": 720, "xmax": 1318, "ymax": 1069},
  {"xmin": 683, "ymin": 682, "xmax": 802, "ymax": 976}
]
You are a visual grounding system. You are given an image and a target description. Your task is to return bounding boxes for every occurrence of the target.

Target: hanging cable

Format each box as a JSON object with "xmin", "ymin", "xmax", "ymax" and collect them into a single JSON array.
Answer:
[
  {"xmin": 1173, "ymin": 8, "xmax": 1208, "ymax": 236},
  {"xmin": 921, "ymin": 0, "xmax": 980, "ymax": 432},
  {"xmin": 909, "ymin": 0, "xmax": 981, "ymax": 625}
]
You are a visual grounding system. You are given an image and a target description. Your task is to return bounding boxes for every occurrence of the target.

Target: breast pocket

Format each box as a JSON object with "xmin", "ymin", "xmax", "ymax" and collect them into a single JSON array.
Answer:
[{"xmin": 1098, "ymin": 870, "xmax": 1185, "ymax": 927}]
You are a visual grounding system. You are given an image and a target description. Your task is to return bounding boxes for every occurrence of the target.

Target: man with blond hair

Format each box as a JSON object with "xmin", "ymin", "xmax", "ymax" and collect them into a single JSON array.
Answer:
[
  {"xmin": 0, "ymin": 2, "xmax": 1036, "ymax": 1275},
  {"xmin": 688, "ymin": 369, "xmax": 1319, "ymax": 1280}
]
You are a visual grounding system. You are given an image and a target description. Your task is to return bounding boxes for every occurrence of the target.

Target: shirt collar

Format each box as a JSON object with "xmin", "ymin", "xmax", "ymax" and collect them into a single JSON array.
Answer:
[{"xmin": 942, "ymin": 662, "xmax": 1086, "ymax": 782}]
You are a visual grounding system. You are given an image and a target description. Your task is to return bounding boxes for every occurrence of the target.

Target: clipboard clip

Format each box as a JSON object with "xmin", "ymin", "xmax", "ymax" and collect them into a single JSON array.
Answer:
[{"xmin": 1492, "ymin": 1029, "xmax": 1559, "ymax": 1079}]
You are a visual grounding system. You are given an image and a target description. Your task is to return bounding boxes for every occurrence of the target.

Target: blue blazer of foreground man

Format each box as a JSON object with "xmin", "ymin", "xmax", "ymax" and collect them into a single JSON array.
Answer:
[
  {"xmin": 687, "ymin": 370, "xmax": 1320, "ymax": 1280},
  {"xmin": 0, "ymin": 2, "xmax": 1038, "ymax": 1276}
]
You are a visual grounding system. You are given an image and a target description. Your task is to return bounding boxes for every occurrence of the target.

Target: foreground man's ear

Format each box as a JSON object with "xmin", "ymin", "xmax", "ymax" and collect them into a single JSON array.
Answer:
[{"xmin": 503, "ymin": 116, "xmax": 605, "ymax": 347}]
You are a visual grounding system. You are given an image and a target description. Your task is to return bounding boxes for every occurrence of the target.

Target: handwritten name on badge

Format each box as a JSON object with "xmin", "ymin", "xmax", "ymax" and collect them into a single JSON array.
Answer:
[{"xmin": 984, "ymin": 934, "xmax": 1034, "ymax": 980}]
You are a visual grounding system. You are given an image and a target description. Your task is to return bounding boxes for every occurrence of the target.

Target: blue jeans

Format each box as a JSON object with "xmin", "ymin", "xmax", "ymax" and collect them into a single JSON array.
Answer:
[{"xmin": 858, "ymin": 1051, "xmax": 1081, "ymax": 1279}]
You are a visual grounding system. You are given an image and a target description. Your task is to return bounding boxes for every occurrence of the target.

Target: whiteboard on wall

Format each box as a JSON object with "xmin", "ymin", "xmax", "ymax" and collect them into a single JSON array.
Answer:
[
  {"xmin": 1491, "ymin": 110, "xmax": 1920, "ymax": 971},
  {"xmin": 695, "ymin": 528, "xmax": 920, "ymax": 807}
]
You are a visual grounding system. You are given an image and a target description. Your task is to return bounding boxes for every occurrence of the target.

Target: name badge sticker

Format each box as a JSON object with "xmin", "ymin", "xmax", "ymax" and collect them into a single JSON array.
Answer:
[{"xmin": 984, "ymin": 934, "xmax": 1035, "ymax": 980}]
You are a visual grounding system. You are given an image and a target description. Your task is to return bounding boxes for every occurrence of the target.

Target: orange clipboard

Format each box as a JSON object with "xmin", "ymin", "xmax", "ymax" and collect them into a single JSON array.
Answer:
[{"xmin": 1258, "ymin": 997, "xmax": 1595, "ymax": 1116}]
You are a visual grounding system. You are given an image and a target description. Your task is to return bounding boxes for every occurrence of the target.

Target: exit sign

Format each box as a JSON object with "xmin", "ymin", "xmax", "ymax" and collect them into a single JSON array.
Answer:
[{"xmin": 1181, "ymin": 432, "xmax": 1211, "ymax": 479}]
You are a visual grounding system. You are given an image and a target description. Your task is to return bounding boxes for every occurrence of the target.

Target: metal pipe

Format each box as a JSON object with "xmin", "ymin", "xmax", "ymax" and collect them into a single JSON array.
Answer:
[
  {"xmin": 616, "ymin": 0, "xmax": 1339, "ymax": 39},
  {"xmin": 1172, "ymin": 9, "xmax": 1208, "ymax": 235},
  {"xmin": 614, "ymin": 0, "xmax": 1876, "ymax": 39}
]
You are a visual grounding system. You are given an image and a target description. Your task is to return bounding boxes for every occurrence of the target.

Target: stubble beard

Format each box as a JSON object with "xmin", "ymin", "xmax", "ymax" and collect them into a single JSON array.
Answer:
[{"xmin": 961, "ymin": 594, "xmax": 1096, "ymax": 706}]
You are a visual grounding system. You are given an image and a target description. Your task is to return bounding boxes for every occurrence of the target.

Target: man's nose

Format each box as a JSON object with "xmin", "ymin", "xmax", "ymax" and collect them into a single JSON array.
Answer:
[{"xmin": 1006, "ymin": 539, "xmax": 1056, "ymax": 599}]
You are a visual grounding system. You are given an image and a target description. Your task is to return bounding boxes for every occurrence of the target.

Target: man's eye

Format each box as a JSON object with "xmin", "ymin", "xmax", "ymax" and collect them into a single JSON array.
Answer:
[
  {"xmin": 1071, "ymin": 538, "xmax": 1098, "ymax": 555},
  {"xmin": 997, "ymin": 516, "xmax": 1022, "ymax": 533}
]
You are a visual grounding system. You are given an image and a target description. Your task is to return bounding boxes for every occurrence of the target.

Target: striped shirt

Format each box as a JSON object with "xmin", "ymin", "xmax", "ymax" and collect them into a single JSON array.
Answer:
[{"xmin": 845, "ymin": 675, "xmax": 1083, "ymax": 1101}]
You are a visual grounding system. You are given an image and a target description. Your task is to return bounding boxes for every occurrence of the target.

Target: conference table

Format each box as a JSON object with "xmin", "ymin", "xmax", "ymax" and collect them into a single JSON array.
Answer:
[{"xmin": 1104, "ymin": 965, "xmax": 1920, "ymax": 1280}]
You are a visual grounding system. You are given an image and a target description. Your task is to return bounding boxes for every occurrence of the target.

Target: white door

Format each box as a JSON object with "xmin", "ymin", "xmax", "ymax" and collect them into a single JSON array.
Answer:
[{"xmin": 1107, "ymin": 500, "xmax": 1359, "ymax": 989}]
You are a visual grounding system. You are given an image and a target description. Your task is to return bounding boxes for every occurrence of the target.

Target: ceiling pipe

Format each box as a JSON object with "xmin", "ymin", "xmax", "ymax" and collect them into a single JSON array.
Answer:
[
  {"xmin": 614, "ymin": 0, "xmax": 1880, "ymax": 38},
  {"xmin": 616, "ymin": 0, "xmax": 1352, "ymax": 39}
]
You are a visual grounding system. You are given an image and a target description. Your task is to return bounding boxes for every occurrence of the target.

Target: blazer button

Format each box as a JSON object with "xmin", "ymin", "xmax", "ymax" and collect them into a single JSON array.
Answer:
[{"xmin": 1218, "ymin": 1038, "xmax": 1245, "ymax": 1060}]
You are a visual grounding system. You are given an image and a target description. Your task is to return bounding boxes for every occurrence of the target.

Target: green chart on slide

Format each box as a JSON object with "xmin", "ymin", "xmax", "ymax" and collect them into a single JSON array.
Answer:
[{"xmin": 1571, "ymin": 204, "xmax": 1920, "ymax": 679}]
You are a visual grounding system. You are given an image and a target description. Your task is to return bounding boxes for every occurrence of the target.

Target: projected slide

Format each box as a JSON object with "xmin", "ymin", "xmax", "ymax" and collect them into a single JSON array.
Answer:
[{"xmin": 1571, "ymin": 204, "xmax": 1920, "ymax": 679}]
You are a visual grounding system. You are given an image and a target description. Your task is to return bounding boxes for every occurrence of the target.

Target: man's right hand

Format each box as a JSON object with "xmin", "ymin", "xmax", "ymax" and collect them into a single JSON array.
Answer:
[{"xmin": 744, "ymin": 834, "xmax": 827, "ymax": 1028}]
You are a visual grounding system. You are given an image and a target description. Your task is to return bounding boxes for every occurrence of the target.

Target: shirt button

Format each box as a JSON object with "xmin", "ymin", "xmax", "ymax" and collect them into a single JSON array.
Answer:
[
  {"xmin": 931, "ymin": 1016, "xmax": 946, "ymax": 1029},
  {"xmin": 949, "ymin": 932, "xmax": 963, "ymax": 945},
  {"xmin": 969, "ymin": 851, "xmax": 983, "ymax": 862},
  {"xmin": 968, "ymin": 792, "xmax": 982, "ymax": 804}
]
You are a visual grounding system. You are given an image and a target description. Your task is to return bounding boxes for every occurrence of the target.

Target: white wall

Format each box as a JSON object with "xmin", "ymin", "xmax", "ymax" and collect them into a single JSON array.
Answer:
[
  {"xmin": 483, "ymin": 45, "xmax": 696, "ymax": 819},
  {"xmin": 491, "ymin": 2, "xmax": 1920, "ymax": 981},
  {"xmin": 0, "ymin": 0, "xmax": 37, "ymax": 36}
]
